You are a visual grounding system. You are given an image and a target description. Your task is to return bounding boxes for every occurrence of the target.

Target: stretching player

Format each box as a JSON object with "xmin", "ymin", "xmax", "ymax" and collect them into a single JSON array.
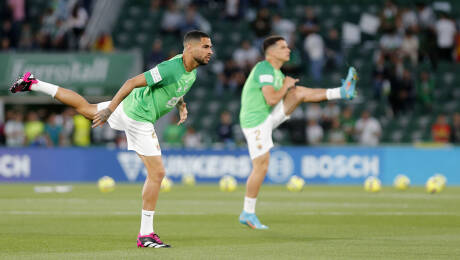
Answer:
[
  {"xmin": 239, "ymin": 36, "xmax": 357, "ymax": 229},
  {"xmin": 10, "ymin": 31, "xmax": 213, "ymax": 247}
]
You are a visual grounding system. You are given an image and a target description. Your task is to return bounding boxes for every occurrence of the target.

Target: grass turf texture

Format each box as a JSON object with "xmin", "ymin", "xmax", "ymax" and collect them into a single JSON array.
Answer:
[{"xmin": 1, "ymin": 184, "xmax": 459, "ymax": 259}]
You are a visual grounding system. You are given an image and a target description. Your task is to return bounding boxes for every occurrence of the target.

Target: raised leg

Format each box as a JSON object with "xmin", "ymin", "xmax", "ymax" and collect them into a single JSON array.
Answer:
[
  {"xmin": 54, "ymin": 87, "xmax": 98, "ymax": 120},
  {"xmin": 283, "ymin": 86, "xmax": 328, "ymax": 115}
]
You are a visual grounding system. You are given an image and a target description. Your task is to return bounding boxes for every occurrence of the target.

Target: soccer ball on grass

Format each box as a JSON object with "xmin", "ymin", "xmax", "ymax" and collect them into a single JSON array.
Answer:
[
  {"xmin": 219, "ymin": 175, "xmax": 237, "ymax": 192},
  {"xmin": 98, "ymin": 176, "xmax": 115, "ymax": 193},
  {"xmin": 182, "ymin": 173, "xmax": 196, "ymax": 187},
  {"xmin": 286, "ymin": 176, "xmax": 305, "ymax": 192},
  {"xmin": 393, "ymin": 174, "xmax": 410, "ymax": 191},
  {"xmin": 364, "ymin": 176, "xmax": 381, "ymax": 192},
  {"xmin": 426, "ymin": 176, "xmax": 443, "ymax": 194}
]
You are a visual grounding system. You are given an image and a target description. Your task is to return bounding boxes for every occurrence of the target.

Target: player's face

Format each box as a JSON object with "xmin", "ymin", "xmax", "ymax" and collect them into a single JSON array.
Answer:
[
  {"xmin": 191, "ymin": 37, "xmax": 213, "ymax": 65},
  {"xmin": 271, "ymin": 40, "xmax": 291, "ymax": 62}
]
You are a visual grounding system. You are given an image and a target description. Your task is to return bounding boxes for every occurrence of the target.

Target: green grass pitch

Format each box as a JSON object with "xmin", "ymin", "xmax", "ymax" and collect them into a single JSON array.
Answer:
[{"xmin": 1, "ymin": 184, "xmax": 459, "ymax": 259}]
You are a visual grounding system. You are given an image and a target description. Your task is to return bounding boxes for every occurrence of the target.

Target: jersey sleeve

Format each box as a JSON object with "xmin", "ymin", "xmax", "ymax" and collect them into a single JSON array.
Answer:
[
  {"xmin": 144, "ymin": 60, "xmax": 173, "ymax": 88},
  {"xmin": 253, "ymin": 63, "xmax": 275, "ymax": 88}
]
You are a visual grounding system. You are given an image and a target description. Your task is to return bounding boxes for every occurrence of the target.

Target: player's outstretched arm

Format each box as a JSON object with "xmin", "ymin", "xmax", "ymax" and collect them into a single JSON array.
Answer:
[{"xmin": 92, "ymin": 73, "xmax": 148, "ymax": 128}]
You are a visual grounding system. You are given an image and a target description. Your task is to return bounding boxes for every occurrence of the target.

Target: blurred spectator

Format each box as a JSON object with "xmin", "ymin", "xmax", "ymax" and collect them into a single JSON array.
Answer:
[
  {"xmin": 416, "ymin": 71, "xmax": 434, "ymax": 112},
  {"xmin": 179, "ymin": 5, "xmax": 211, "ymax": 35},
  {"xmin": 324, "ymin": 28, "xmax": 343, "ymax": 70},
  {"xmin": 18, "ymin": 23, "xmax": 34, "ymax": 50},
  {"xmin": 355, "ymin": 111, "xmax": 381, "ymax": 146},
  {"xmin": 233, "ymin": 40, "xmax": 260, "ymax": 71},
  {"xmin": 272, "ymin": 14, "xmax": 295, "ymax": 45},
  {"xmin": 93, "ymin": 32, "xmax": 114, "ymax": 53},
  {"xmin": 306, "ymin": 103, "xmax": 322, "ymax": 122},
  {"xmin": 115, "ymin": 131, "xmax": 128, "ymax": 149},
  {"xmin": 455, "ymin": 33, "xmax": 460, "ymax": 62},
  {"xmin": 340, "ymin": 106, "xmax": 355, "ymax": 143},
  {"xmin": 1, "ymin": 20, "xmax": 14, "ymax": 47},
  {"xmin": 1, "ymin": 37, "xmax": 11, "ymax": 51},
  {"xmin": 390, "ymin": 69, "xmax": 414, "ymax": 115},
  {"xmin": 163, "ymin": 115, "xmax": 186, "ymax": 147},
  {"xmin": 450, "ymin": 112, "xmax": 460, "ymax": 143},
  {"xmin": 24, "ymin": 111, "xmax": 45, "ymax": 146},
  {"xmin": 435, "ymin": 12, "xmax": 456, "ymax": 61},
  {"xmin": 299, "ymin": 7, "xmax": 319, "ymax": 36},
  {"xmin": 400, "ymin": 7, "xmax": 418, "ymax": 31},
  {"xmin": 146, "ymin": 39, "xmax": 166, "ymax": 69},
  {"xmin": 400, "ymin": 29, "xmax": 419, "ymax": 66},
  {"xmin": 379, "ymin": 27, "xmax": 402, "ymax": 56},
  {"xmin": 52, "ymin": 18, "xmax": 71, "ymax": 50},
  {"xmin": 251, "ymin": 8, "xmax": 271, "ymax": 46},
  {"xmin": 7, "ymin": 0, "xmax": 25, "ymax": 48},
  {"xmin": 149, "ymin": 0, "xmax": 162, "ymax": 14},
  {"xmin": 44, "ymin": 113, "xmax": 62, "ymax": 146},
  {"xmin": 73, "ymin": 114, "xmax": 91, "ymax": 147},
  {"xmin": 68, "ymin": 3, "xmax": 88, "ymax": 48},
  {"xmin": 225, "ymin": 0, "xmax": 240, "ymax": 20},
  {"xmin": 416, "ymin": 2, "xmax": 435, "ymax": 29},
  {"xmin": 4, "ymin": 111, "xmax": 25, "ymax": 147},
  {"xmin": 91, "ymin": 119, "xmax": 117, "ymax": 146},
  {"xmin": 373, "ymin": 53, "xmax": 391, "ymax": 99},
  {"xmin": 161, "ymin": 2, "xmax": 182, "ymax": 36},
  {"xmin": 431, "ymin": 114, "xmax": 450, "ymax": 143},
  {"xmin": 379, "ymin": 0, "xmax": 398, "ymax": 31},
  {"xmin": 184, "ymin": 126, "xmax": 202, "ymax": 148},
  {"xmin": 304, "ymin": 32, "xmax": 325, "ymax": 82},
  {"xmin": 217, "ymin": 59, "xmax": 245, "ymax": 94},
  {"xmin": 322, "ymin": 102, "xmax": 340, "ymax": 131},
  {"xmin": 216, "ymin": 110, "xmax": 234, "ymax": 144},
  {"xmin": 328, "ymin": 117, "xmax": 346, "ymax": 145},
  {"xmin": 60, "ymin": 108, "xmax": 75, "ymax": 146},
  {"xmin": 306, "ymin": 119, "xmax": 323, "ymax": 145}
]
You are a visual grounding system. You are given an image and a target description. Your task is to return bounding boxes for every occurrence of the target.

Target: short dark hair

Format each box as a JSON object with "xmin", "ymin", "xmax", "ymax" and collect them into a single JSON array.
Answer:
[
  {"xmin": 183, "ymin": 30, "xmax": 210, "ymax": 45},
  {"xmin": 263, "ymin": 35, "xmax": 285, "ymax": 53}
]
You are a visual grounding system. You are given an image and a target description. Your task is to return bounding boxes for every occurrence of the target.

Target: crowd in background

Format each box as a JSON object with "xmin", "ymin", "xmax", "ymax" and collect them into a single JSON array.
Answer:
[
  {"xmin": 0, "ymin": 0, "xmax": 115, "ymax": 52},
  {"xmin": 1, "ymin": 0, "xmax": 460, "ymax": 148}
]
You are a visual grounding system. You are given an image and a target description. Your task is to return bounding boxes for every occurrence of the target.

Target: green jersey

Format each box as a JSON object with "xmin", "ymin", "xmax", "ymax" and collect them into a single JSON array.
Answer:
[
  {"xmin": 239, "ymin": 60, "xmax": 285, "ymax": 128},
  {"xmin": 123, "ymin": 54, "xmax": 197, "ymax": 123}
]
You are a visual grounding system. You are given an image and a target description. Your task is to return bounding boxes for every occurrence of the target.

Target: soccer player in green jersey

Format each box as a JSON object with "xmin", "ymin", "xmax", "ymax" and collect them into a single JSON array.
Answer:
[
  {"xmin": 239, "ymin": 36, "xmax": 357, "ymax": 229},
  {"xmin": 10, "ymin": 31, "xmax": 213, "ymax": 247}
]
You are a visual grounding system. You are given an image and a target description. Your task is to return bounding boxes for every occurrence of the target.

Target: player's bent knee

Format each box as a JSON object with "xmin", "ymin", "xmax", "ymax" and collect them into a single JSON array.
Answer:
[
  {"xmin": 147, "ymin": 169, "xmax": 165, "ymax": 182},
  {"xmin": 293, "ymin": 88, "xmax": 304, "ymax": 102}
]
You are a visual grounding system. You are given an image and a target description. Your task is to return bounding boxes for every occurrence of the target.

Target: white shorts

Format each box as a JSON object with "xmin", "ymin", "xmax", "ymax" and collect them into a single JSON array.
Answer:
[
  {"xmin": 97, "ymin": 101, "xmax": 161, "ymax": 156},
  {"xmin": 242, "ymin": 100, "xmax": 290, "ymax": 160}
]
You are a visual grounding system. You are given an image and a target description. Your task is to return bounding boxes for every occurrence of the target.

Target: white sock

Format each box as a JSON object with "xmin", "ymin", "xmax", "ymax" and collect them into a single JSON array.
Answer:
[
  {"xmin": 244, "ymin": 196, "xmax": 257, "ymax": 214},
  {"xmin": 326, "ymin": 87, "xmax": 341, "ymax": 100},
  {"xmin": 140, "ymin": 209, "xmax": 155, "ymax": 235},
  {"xmin": 30, "ymin": 80, "xmax": 58, "ymax": 98}
]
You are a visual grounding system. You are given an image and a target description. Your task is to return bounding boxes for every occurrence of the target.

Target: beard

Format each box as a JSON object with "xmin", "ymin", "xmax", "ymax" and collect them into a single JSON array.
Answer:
[{"xmin": 194, "ymin": 56, "xmax": 209, "ymax": 65}]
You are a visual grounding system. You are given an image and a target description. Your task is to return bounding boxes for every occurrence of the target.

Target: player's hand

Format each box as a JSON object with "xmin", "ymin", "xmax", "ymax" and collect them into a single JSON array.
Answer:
[
  {"xmin": 177, "ymin": 102, "xmax": 188, "ymax": 125},
  {"xmin": 92, "ymin": 108, "xmax": 113, "ymax": 128},
  {"xmin": 283, "ymin": 76, "xmax": 299, "ymax": 89}
]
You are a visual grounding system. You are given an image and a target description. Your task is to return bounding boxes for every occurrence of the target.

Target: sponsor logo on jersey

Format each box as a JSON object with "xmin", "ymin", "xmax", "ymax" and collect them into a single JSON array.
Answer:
[
  {"xmin": 259, "ymin": 74, "xmax": 274, "ymax": 83},
  {"xmin": 150, "ymin": 66, "xmax": 162, "ymax": 83}
]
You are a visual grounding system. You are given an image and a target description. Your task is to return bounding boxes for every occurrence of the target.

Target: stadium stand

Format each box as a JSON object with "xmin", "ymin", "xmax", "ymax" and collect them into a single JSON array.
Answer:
[{"xmin": 1, "ymin": 0, "xmax": 460, "ymax": 147}]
